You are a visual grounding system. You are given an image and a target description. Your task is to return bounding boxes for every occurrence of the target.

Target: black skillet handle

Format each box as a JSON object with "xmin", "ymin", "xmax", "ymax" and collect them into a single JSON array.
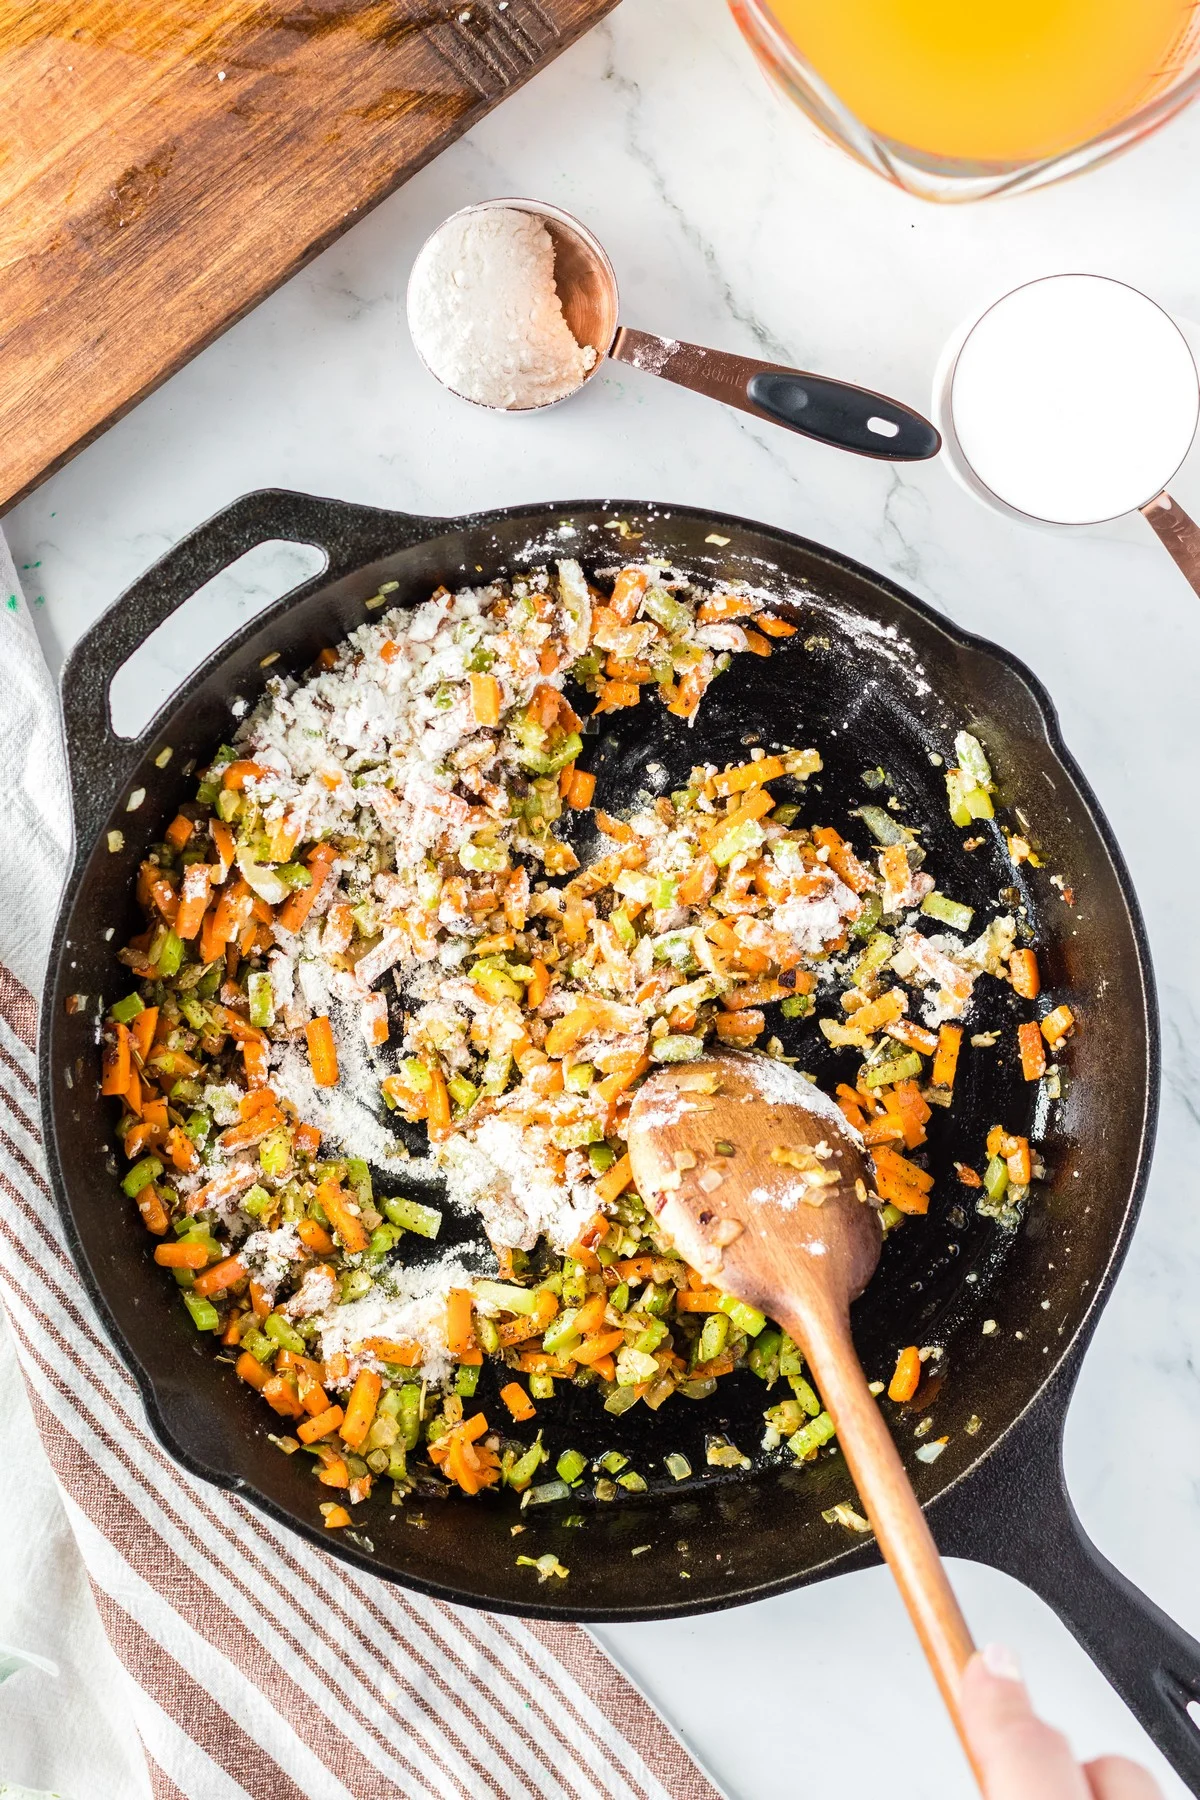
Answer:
[
  {"xmin": 59, "ymin": 488, "xmax": 430, "ymax": 852},
  {"xmin": 933, "ymin": 1373, "xmax": 1200, "ymax": 1790}
]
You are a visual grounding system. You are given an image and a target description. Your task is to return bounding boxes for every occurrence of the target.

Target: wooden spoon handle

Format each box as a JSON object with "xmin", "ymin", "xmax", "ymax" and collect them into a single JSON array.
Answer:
[{"xmin": 781, "ymin": 1303, "xmax": 983, "ymax": 1789}]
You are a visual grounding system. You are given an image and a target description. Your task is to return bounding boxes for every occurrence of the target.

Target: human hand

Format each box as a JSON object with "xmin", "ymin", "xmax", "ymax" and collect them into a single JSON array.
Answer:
[{"xmin": 961, "ymin": 1646, "xmax": 1163, "ymax": 1800}]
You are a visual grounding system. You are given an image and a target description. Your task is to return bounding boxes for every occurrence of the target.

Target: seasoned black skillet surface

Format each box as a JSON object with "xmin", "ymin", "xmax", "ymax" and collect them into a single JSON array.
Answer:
[{"xmin": 44, "ymin": 494, "xmax": 1161, "ymax": 1651}]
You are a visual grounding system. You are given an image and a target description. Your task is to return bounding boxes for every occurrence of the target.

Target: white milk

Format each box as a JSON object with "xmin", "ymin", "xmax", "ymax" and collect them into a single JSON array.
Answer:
[{"xmin": 948, "ymin": 275, "xmax": 1199, "ymax": 525}]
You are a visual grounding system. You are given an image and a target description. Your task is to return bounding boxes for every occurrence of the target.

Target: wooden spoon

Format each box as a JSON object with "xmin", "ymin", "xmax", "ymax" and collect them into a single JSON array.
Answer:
[{"xmin": 627, "ymin": 1049, "xmax": 982, "ymax": 1785}]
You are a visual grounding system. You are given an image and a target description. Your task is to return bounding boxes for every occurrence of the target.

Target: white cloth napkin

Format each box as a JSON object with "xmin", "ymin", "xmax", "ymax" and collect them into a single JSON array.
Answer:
[{"xmin": 0, "ymin": 528, "xmax": 720, "ymax": 1800}]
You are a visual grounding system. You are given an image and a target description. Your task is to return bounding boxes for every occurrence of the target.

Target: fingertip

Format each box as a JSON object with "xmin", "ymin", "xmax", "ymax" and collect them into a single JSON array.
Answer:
[{"xmin": 1083, "ymin": 1754, "xmax": 1164, "ymax": 1799}]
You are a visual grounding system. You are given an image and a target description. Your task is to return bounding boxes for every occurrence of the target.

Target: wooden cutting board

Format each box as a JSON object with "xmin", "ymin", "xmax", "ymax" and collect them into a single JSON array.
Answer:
[{"xmin": 0, "ymin": 0, "xmax": 618, "ymax": 510}]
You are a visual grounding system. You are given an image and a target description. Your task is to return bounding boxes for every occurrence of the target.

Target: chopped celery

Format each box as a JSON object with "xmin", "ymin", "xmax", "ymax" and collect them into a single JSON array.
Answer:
[
  {"xmin": 556, "ymin": 1449, "xmax": 588, "ymax": 1486},
  {"xmin": 180, "ymin": 996, "xmax": 210, "ymax": 1031},
  {"xmin": 611, "ymin": 908, "xmax": 637, "ymax": 949},
  {"xmin": 748, "ymin": 1327, "xmax": 782, "ymax": 1378},
  {"xmin": 156, "ymin": 931, "xmax": 184, "ymax": 978},
  {"xmin": 259, "ymin": 1128, "xmax": 291, "ymax": 1177},
  {"xmin": 184, "ymin": 1110, "xmax": 211, "ymax": 1149},
  {"xmin": 110, "ymin": 991, "xmax": 145, "ymax": 1024},
  {"xmin": 603, "ymin": 1385, "xmax": 640, "ymax": 1415},
  {"xmin": 460, "ymin": 840, "xmax": 510, "ymax": 875},
  {"xmin": 528, "ymin": 1371, "xmax": 555, "ymax": 1400},
  {"xmin": 616, "ymin": 1346, "xmax": 661, "ymax": 1386},
  {"xmin": 698, "ymin": 1312, "xmax": 730, "ymax": 1363},
  {"xmin": 402, "ymin": 1059, "xmax": 432, "ymax": 1092},
  {"xmin": 454, "ymin": 1364, "xmax": 480, "ymax": 1397},
  {"xmin": 276, "ymin": 862, "xmax": 312, "ymax": 890},
  {"xmin": 505, "ymin": 1439, "xmax": 546, "ymax": 1491},
  {"xmin": 196, "ymin": 964, "xmax": 222, "ymax": 999},
  {"xmin": 653, "ymin": 930, "xmax": 699, "ymax": 969},
  {"xmin": 564, "ymin": 1062, "xmax": 594, "ymax": 1094},
  {"xmin": 617, "ymin": 1470, "xmax": 648, "ymax": 1493},
  {"xmin": 921, "ymin": 891, "xmax": 975, "ymax": 933},
  {"xmin": 368, "ymin": 1223, "xmax": 403, "ymax": 1260},
  {"xmin": 247, "ymin": 971, "xmax": 275, "ymax": 1028},
  {"xmin": 653, "ymin": 874, "xmax": 678, "ymax": 909},
  {"xmin": 854, "ymin": 931, "xmax": 895, "ymax": 983},
  {"xmin": 599, "ymin": 1449, "xmax": 629, "ymax": 1474},
  {"xmin": 448, "ymin": 1073, "xmax": 479, "ymax": 1110},
  {"xmin": 710, "ymin": 816, "xmax": 766, "ymax": 867},
  {"xmin": 640, "ymin": 1282, "xmax": 672, "ymax": 1318},
  {"xmin": 383, "ymin": 1195, "xmax": 441, "ymax": 1238},
  {"xmin": 633, "ymin": 1317, "xmax": 669, "ymax": 1355},
  {"xmin": 240, "ymin": 1328, "xmax": 276, "ymax": 1364},
  {"xmin": 955, "ymin": 731, "xmax": 993, "ymax": 790},
  {"xmin": 609, "ymin": 1280, "xmax": 630, "ymax": 1313},
  {"xmin": 183, "ymin": 1292, "xmax": 220, "ymax": 1332},
  {"xmin": 345, "ymin": 1158, "xmax": 372, "ymax": 1207},
  {"xmin": 264, "ymin": 1313, "xmax": 306, "ymax": 1354},
  {"xmin": 664, "ymin": 1453, "xmax": 692, "ymax": 1481},
  {"xmin": 340, "ymin": 1269, "xmax": 373, "ymax": 1303},
  {"xmin": 242, "ymin": 1184, "xmax": 272, "ymax": 1217},
  {"xmin": 780, "ymin": 994, "xmax": 812, "ymax": 1019},
  {"xmin": 862, "ymin": 1051, "xmax": 924, "ymax": 1088},
  {"xmin": 642, "ymin": 587, "xmax": 691, "ymax": 634},
  {"xmin": 122, "ymin": 1156, "xmax": 162, "ymax": 1198},
  {"xmin": 789, "ymin": 1374, "xmax": 822, "ymax": 1417},
  {"xmin": 522, "ymin": 1479, "xmax": 571, "ymax": 1508},
  {"xmin": 651, "ymin": 1034, "xmax": 704, "ymax": 1063},
  {"xmin": 718, "ymin": 1293, "xmax": 766, "ymax": 1338},
  {"xmin": 476, "ymin": 1315, "xmax": 500, "ymax": 1356},
  {"xmin": 771, "ymin": 804, "xmax": 800, "ymax": 827},
  {"xmin": 853, "ymin": 805, "xmax": 907, "ymax": 846},
  {"xmin": 474, "ymin": 1279, "xmax": 539, "ymax": 1315},
  {"xmin": 588, "ymin": 1141, "xmax": 616, "ymax": 1175},
  {"xmin": 516, "ymin": 730, "xmax": 583, "ymax": 777},
  {"xmin": 984, "ymin": 1155, "xmax": 1010, "ymax": 1202},
  {"xmin": 396, "ymin": 1384, "xmax": 423, "ymax": 1451},
  {"xmin": 542, "ymin": 1311, "xmax": 582, "ymax": 1357},
  {"xmin": 787, "ymin": 1410, "xmax": 836, "ymax": 1460},
  {"xmin": 849, "ymin": 890, "xmax": 883, "ymax": 940}
]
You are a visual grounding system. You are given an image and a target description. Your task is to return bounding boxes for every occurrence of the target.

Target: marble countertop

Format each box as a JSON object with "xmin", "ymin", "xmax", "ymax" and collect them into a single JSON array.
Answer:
[{"xmin": 8, "ymin": 0, "xmax": 1200, "ymax": 1793}]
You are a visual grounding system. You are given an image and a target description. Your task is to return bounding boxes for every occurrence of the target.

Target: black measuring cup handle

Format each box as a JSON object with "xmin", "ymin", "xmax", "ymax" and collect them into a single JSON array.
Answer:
[
  {"xmin": 933, "ymin": 1366, "xmax": 1200, "ymax": 1791},
  {"xmin": 57, "ymin": 488, "xmax": 437, "ymax": 852}
]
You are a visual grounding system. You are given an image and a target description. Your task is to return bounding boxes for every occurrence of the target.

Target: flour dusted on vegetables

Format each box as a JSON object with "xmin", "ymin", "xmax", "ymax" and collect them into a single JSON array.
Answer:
[{"xmin": 100, "ymin": 555, "xmax": 1068, "ymax": 1522}]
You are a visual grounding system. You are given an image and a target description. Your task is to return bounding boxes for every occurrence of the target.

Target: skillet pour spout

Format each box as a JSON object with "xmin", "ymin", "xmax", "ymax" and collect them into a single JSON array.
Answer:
[{"xmin": 41, "ymin": 489, "xmax": 1200, "ymax": 1788}]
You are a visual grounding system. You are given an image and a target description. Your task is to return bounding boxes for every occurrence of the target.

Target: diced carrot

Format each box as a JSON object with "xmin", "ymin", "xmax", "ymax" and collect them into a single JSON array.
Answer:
[
  {"xmin": 566, "ymin": 768, "xmax": 596, "ymax": 810},
  {"xmin": 1006, "ymin": 1136, "xmax": 1032, "ymax": 1186},
  {"xmin": 499, "ymin": 1382, "xmax": 536, "ymax": 1423},
  {"xmin": 1018, "ymin": 1020, "xmax": 1047, "ymax": 1081},
  {"xmin": 298, "ymin": 1406, "xmax": 345, "ymax": 1444},
  {"xmin": 609, "ymin": 566, "xmax": 648, "ymax": 624},
  {"xmin": 526, "ymin": 958, "xmax": 550, "ymax": 1010},
  {"xmin": 539, "ymin": 642, "xmax": 559, "ymax": 675},
  {"xmin": 715, "ymin": 1009, "xmax": 766, "ymax": 1043},
  {"xmin": 469, "ymin": 672, "xmax": 502, "ymax": 728},
  {"xmin": 164, "ymin": 1126, "xmax": 199, "ymax": 1172},
  {"xmin": 594, "ymin": 1152, "xmax": 633, "ymax": 1206},
  {"xmin": 339, "ymin": 1370, "xmax": 382, "ymax": 1449},
  {"xmin": 594, "ymin": 680, "xmax": 640, "ymax": 714},
  {"xmin": 862, "ymin": 1115, "xmax": 906, "ymax": 1146},
  {"xmin": 126, "ymin": 1006, "xmax": 157, "ymax": 1062},
  {"xmin": 613, "ymin": 1256, "xmax": 658, "ymax": 1280},
  {"xmin": 721, "ymin": 977, "xmax": 787, "ymax": 1010},
  {"xmin": 222, "ymin": 760, "xmax": 271, "ymax": 790},
  {"xmin": 321, "ymin": 1504, "xmax": 352, "ymax": 1528},
  {"xmin": 932, "ymin": 1025, "xmax": 963, "ymax": 1091},
  {"xmin": 361, "ymin": 1337, "xmax": 422, "ymax": 1365},
  {"xmin": 294, "ymin": 1122, "xmax": 321, "ymax": 1158},
  {"xmin": 276, "ymin": 843, "xmax": 337, "ymax": 934},
  {"xmin": 677, "ymin": 856, "xmax": 718, "ymax": 906},
  {"xmin": 236, "ymin": 1351, "xmax": 271, "ymax": 1391},
  {"xmin": 881, "ymin": 1079, "xmax": 931, "ymax": 1151},
  {"xmin": 1010, "ymin": 948, "xmax": 1040, "ymax": 1000},
  {"xmin": 305, "ymin": 1015, "xmax": 339, "ymax": 1088},
  {"xmin": 847, "ymin": 988, "xmax": 906, "ymax": 1036},
  {"xmin": 888, "ymin": 1345, "xmax": 921, "ymax": 1403},
  {"xmin": 755, "ymin": 612, "xmax": 797, "ymax": 637},
  {"xmin": 574, "ymin": 1329, "xmax": 626, "ymax": 1366},
  {"xmin": 887, "ymin": 1018, "xmax": 940, "ymax": 1056},
  {"xmin": 743, "ymin": 630, "xmax": 772, "ymax": 657},
  {"xmin": 101, "ymin": 1024, "xmax": 132, "ymax": 1097},
  {"xmin": 210, "ymin": 819, "xmax": 236, "ymax": 882},
  {"xmin": 241, "ymin": 1035, "xmax": 270, "ymax": 1088},
  {"xmin": 317, "ymin": 1178, "xmax": 368, "ymax": 1255},
  {"xmin": 135, "ymin": 1183, "xmax": 170, "ymax": 1236},
  {"xmin": 1040, "ymin": 1005, "xmax": 1075, "ymax": 1047},
  {"xmin": 674, "ymin": 1288, "xmax": 722, "ymax": 1313},
  {"xmin": 445, "ymin": 1288, "xmax": 476, "ymax": 1358},
  {"xmin": 174, "ymin": 864, "xmax": 212, "ymax": 940},
  {"xmin": 165, "ymin": 813, "xmax": 194, "ymax": 850},
  {"xmin": 810, "ymin": 826, "xmax": 872, "ymax": 894},
  {"xmin": 193, "ymin": 1254, "xmax": 247, "ymax": 1297},
  {"xmin": 955, "ymin": 1162, "xmax": 983, "ymax": 1188},
  {"xmin": 154, "ymin": 1240, "xmax": 208, "ymax": 1270},
  {"xmin": 703, "ymin": 785, "xmax": 775, "ymax": 852},
  {"xmin": 604, "ymin": 658, "xmax": 653, "ymax": 682},
  {"xmin": 573, "ymin": 1293, "xmax": 608, "ymax": 1337},
  {"xmin": 872, "ymin": 1147, "xmax": 933, "ymax": 1215},
  {"xmin": 150, "ymin": 876, "xmax": 179, "ymax": 925},
  {"xmin": 249, "ymin": 1281, "xmax": 271, "ymax": 1321},
  {"xmin": 713, "ymin": 756, "xmax": 785, "ymax": 797},
  {"xmin": 297, "ymin": 1217, "xmax": 334, "ymax": 1256},
  {"xmin": 425, "ymin": 1066, "xmax": 452, "ymax": 1140},
  {"xmin": 594, "ymin": 1053, "xmax": 650, "ymax": 1107}
]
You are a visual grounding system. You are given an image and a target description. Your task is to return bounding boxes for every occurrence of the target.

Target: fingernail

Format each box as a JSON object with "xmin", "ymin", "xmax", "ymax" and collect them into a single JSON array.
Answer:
[{"xmin": 981, "ymin": 1642, "xmax": 1022, "ymax": 1682}]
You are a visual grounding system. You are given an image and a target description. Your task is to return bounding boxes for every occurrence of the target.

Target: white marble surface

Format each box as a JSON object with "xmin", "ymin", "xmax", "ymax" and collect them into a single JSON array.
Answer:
[{"xmin": 7, "ymin": 0, "xmax": 1200, "ymax": 1793}]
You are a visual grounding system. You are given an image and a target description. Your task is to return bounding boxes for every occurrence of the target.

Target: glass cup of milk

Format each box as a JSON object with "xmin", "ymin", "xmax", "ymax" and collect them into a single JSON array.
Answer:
[{"xmin": 933, "ymin": 274, "xmax": 1200, "ymax": 595}]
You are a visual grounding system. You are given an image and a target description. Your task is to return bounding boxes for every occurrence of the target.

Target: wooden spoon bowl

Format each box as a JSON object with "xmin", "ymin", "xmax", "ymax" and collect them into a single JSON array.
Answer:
[{"xmin": 628, "ymin": 1050, "xmax": 981, "ymax": 1786}]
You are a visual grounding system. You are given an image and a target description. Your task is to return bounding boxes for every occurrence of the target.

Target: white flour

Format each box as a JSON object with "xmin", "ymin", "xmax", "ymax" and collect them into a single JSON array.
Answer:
[{"xmin": 407, "ymin": 207, "xmax": 598, "ymax": 409}]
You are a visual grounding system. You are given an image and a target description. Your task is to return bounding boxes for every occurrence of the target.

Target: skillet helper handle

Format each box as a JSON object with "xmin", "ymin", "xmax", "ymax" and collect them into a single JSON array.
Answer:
[
  {"xmin": 1140, "ymin": 490, "xmax": 1200, "ymax": 597},
  {"xmin": 58, "ymin": 488, "xmax": 411, "ymax": 849},
  {"xmin": 609, "ymin": 327, "xmax": 941, "ymax": 461},
  {"xmin": 783, "ymin": 1303, "xmax": 983, "ymax": 1791},
  {"xmin": 932, "ymin": 1372, "xmax": 1200, "ymax": 1791}
]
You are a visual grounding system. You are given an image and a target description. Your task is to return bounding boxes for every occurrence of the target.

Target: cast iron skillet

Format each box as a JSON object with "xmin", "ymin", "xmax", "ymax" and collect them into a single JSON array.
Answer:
[{"xmin": 41, "ymin": 490, "xmax": 1200, "ymax": 1788}]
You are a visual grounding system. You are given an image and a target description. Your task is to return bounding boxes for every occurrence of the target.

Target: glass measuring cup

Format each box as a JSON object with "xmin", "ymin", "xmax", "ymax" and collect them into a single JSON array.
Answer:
[
  {"xmin": 933, "ymin": 274, "xmax": 1200, "ymax": 593},
  {"xmin": 730, "ymin": 0, "xmax": 1200, "ymax": 202},
  {"xmin": 407, "ymin": 199, "xmax": 940, "ymax": 462}
]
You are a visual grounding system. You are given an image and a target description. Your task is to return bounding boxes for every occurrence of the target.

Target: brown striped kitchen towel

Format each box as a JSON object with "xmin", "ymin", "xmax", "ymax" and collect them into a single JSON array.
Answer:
[{"xmin": 0, "ymin": 538, "xmax": 722, "ymax": 1800}]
